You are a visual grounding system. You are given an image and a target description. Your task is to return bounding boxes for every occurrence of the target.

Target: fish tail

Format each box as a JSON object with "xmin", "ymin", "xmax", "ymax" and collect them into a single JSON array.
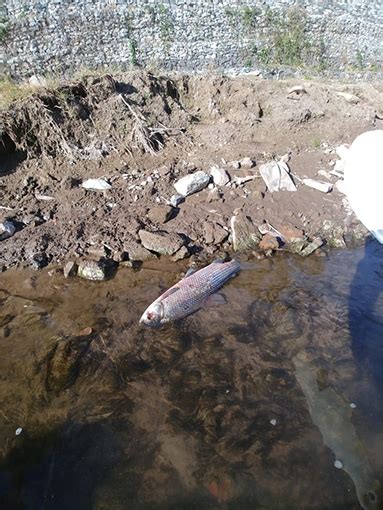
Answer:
[{"xmin": 209, "ymin": 259, "xmax": 240, "ymax": 289}]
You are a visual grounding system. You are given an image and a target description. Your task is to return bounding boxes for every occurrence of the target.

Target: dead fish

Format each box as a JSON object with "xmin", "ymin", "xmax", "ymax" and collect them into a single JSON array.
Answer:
[{"xmin": 140, "ymin": 259, "xmax": 240, "ymax": 327}]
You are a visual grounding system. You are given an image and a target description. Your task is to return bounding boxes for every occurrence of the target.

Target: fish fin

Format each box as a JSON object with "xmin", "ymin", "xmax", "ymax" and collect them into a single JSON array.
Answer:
[
  {"xmin": 206, "ymin": 292, "xmax": 227, "ymax": 307},
  {"xmin": 183, "ymin": 267, "xmax": 198, "ymax": 278},
  {"xmin": 158, "ymin": 286, "xmax": 180, "ymax": 300}
]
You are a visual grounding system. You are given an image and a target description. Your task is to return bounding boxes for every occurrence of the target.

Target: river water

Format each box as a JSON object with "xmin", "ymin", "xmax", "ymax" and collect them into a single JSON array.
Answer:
[{"xmin": 0, "ymin": 242, "xmax": 382, "ymax": 510}]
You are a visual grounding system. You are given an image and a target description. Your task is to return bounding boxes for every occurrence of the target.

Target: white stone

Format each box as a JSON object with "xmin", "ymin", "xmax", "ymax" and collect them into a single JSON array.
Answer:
[
  {"xmin": 350, "ymin": 403, "xmax": 357, "ymax": 409},
  {"xmin": 81, "ymin": 178, "xmax": 111, "ymax": 190},
  {"xmin": 303, "ymin": 178, "xmax": 333, "ymax": 193},
  {"xmin": 0, "ymin": 220, "xmax": 16, "ymax": 241},
  {"xmin": 337, "ymin": 91, "xmax": 360, "ymax": 104},
  {"xmin": 334, "ymin": 460, "xmax": 343, "ymax": 469},
  {"xmin": 174, "ymin": 171, "xmax": 210, "ymax": 196},
  {"xmin": 259, "ymin": 161, "xmax": 297, "ymax": 192},
  {"xmin": 270, "ymin": 419, "xmax": 277, "ymax": 426},
  {"xmin": 15, "ymin": 427, "xmax": 23, "ymax": 436},
  {"xmin": 210, "ymin": 166, "xmax": 230, "ymax": 186}
]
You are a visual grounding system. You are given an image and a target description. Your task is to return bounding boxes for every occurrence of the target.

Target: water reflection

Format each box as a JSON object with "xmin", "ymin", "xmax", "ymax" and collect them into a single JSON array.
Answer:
[{"xmin": 0, "ymin": 250, "xmax": 382, "ymax": 509}]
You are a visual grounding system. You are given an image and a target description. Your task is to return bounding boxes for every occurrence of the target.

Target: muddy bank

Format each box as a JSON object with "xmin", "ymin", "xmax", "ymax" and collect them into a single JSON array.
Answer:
[{"xmin": 1, "ymin": 71, "xmax": 383, "ymax": 272}]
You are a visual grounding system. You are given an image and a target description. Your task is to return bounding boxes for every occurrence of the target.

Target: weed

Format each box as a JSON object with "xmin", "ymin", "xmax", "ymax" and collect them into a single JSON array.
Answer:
[
  {"xmin": 312, "ymin": 137, "xmax": 321, "ymax": 149},
  {"xmin": 157, "ymin": 5, "xmax": 174, "ymax": 44},
  {"xmin": 0, "ymin": 15, "xmax": 10, "ymax": 43},
  {"xmin": 241, "ymin": 6, "xmax": 262, "ymax": 32}
]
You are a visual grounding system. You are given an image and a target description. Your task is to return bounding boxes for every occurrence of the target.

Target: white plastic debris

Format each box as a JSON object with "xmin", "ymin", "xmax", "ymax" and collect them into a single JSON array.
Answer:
[
  {"xmin": 259, "ymin": 160, "xmax": 297, "ymax": 192},
  {"xmin": 81, "ymin": 178, "xmax": 112, "ymax": 191},
  {"xmin": 210, "ymin": 166, "xmax": 230, "ymax": 186},
  {"xmin": 334, "ymin": 459, "xmax": 343, "ymax": 469},
  {"xmin": 0, "ymin": 220, "xmax": 16, "ymax": 241},
  {"xmin": 302, "ymin": 178, "xmax": 333, "ymax": 193},
  {"xmin": 335, "ymin": 144, "xmax": 350, "ymax": 160},
  {"xmin": 343, "ymin": 130, "xmax": 383, "ymax": 243},
  {"xmin": 174, "ymin": 171, "xmax": 210, "ymax": 196},
  {"xmin": 15, "ymin": 427, "xmax": 23, "ymax": 436}
]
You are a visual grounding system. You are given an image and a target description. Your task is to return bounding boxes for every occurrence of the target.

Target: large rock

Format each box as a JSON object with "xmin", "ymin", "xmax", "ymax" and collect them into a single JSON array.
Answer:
[
  {"xmin": 139, "ymin": 229, "xmax": 184, "ymax": 256},
  {"xmin": 174, "ymin": 171, "xmax": 210, "ymax": 196},
  {"xmin": 231, "ymin": 214, "xmax": 261, "ymax": 251}
]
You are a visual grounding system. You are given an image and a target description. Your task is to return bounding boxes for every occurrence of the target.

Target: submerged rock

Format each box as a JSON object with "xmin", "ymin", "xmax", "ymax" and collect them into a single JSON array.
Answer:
[
  {"xmin": 231, "ymin": 213, "xmax": 261, "ymax": 251},
  {"xmin": 138, "ymin": 229, "xmax": 185, "ymax": 256},
  {"xmin": 64, "ymin": 261, "xmax": 78, "ymax": 278},
  {"xmin": 300, "ymin": 237, "xmax": 324, "ymax": 256},
  {"xmin": 174, "ymin": 171, "xmax": 210, "ymax": 196},
  {"xmin": 77, "ymin": 260, "xmax": 107, "ymax": 280}
]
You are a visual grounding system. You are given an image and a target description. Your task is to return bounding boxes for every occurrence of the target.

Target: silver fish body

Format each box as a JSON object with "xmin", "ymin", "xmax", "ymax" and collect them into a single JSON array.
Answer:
[{"xmin": 140, "ymin": 259, "xmax": 240, "ymax": 327}]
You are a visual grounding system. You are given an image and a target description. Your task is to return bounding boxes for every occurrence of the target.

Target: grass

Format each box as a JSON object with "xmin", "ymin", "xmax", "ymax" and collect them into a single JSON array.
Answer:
[{"xmin": 0, "ymin": 76, "xmax": 36, "ymax": 110}]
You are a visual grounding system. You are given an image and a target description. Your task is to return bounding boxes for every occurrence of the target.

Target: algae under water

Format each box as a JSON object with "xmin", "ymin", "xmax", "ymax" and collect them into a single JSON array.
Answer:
[{"xmin": 0, "ymin": 242, "xmax": 382, "ymax": 510}]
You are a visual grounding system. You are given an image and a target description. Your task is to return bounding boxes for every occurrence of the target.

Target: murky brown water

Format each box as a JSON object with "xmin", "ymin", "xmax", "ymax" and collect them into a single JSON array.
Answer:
[{"xmin": 1, "ymin": 243, "xmax": 383, "ymax": 510}]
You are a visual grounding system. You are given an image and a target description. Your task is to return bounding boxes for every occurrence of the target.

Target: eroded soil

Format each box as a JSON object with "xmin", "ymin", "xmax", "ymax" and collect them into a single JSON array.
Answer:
[{"xmin": 1, "ymin": 71, "xmax": 383, "ymax": 271}]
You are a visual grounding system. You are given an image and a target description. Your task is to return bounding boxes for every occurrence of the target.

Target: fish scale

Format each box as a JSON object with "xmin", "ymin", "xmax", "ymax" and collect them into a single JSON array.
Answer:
[{"xmin": 140, "ymin": 259, "xmax": 240, "ymax": 326}]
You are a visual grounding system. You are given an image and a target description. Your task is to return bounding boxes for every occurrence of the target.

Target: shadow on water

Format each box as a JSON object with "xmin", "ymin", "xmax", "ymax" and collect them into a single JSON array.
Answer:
[
  {"xmin": 349, "ymin": 238, "xmax": 383, "ymax": 403},
  {"xmin": 0, "ymin": 251, "xmax": 382, "ymax": 509}
]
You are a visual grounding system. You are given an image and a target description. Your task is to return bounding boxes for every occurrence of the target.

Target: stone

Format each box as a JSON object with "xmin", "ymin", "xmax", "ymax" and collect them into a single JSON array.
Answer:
[
  {"xmin": 210, "ymin": 166, "xmax": 230, "ymax": 186},
  {"xmin": 30, "ymin": 253, "xmax": 48, "ymax": 270},
  {"xmin": 259, "ymin": 233, "xmax": 279, "ymax": 251},
  {"xmin": 28, "ymin": 75, "xmax": 47, "ymax": 87},
  {"xmin": 171, "ymin": 245, "xmax": 189, "ymax": 261},
  {"xmin": 174, "ymin": 171, "xmax": 210, "ymax": 196},
  {"xmin": 239, "ymin": 157, "xmax": 256, "ymax": 169},
  {"xmin": 259, "ymin": 161, "xmax": 297, "ymax": 192},
  {"xmin": 231, "ymin": 213, "xmax": 261, "ymax": 252},
  {"xmin": 287, "ymin": 85, "xmax": 307, "ymax": 96},
  {"xmin": 81, "ymin": 178, "xmax": 111, "ymax": 190},
  {"xmin": 63, "ymin": 261, "xmax": 78, "ymax": 278},
  {"xmin": 138, "ymin": 229, "xmax": 184, "ymax": 256},
  {"xmin": 334, "ymin": 460, "xmax": 343, "ymax": 469},
  {"xmin": 300, "ymin": 237, "xmax": 324, "ymax": 256},
  {"xmin": 77, "ymin": 260, "xmax": 107, "ymax": 280},
  {"xmin": 203, "ymin": 222, "xmax": 229, "ymax": 245},
  {"xmin": 0, "ymin": 220, "xmax": 16, "ymax": 241},
  {"xmin": 336, "ymin": 91, "xmax": 360, "ymax": 104},
  {"xmin": 170, "ymin": 194, "xmax": 184, "ymax": 207},
  {"xmin": 335, "ymin": 144, "xmax": 350, "ymax": 160},
  {"xmin": 124, "ymin": 240, "xmax": 155, "ymax": 261},
  {"xmin": 147, "ymin": 205, "xmax": 173, "ymax": 224},
  {"xmin": 302, "ymin": 179, "xmax": 333, "ymax": 193},
  {"xmin": 277, "ymin": 225, "xmax": 305, "ymax": 244}
]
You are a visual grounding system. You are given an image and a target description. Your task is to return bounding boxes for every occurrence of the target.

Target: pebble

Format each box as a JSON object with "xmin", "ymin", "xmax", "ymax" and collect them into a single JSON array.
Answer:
[
  {"xmin": 270, "ymin": 419, "xmax": 277, "ymax": 426},
  {"xmin": 77, "ymin": 260, "xmax": 107, "ymax": 281},
  {"xmin": 81, "ymin": 178, "xmax": 111, "ymax": 190},
  {"xmin": 15, "ymin": 427, "xmax": 23, "ymax": 436},
  {"xmin": 174, "ymin": 171, "xmax": 210, "ymax": 196},
  {"xmin": 210, "ymin": 166, "xmax": 230, "ymax": 186},
  {"xmin": 334, "ymin": 460, "xmax": 343, "ymax": 469},
  {"xmin": 350, "ymin": 402, "xmax": 357, "ymax": 409},
  {"xmin": 170, "ymin": 194, "xmax": 184, "ymax": 207}
]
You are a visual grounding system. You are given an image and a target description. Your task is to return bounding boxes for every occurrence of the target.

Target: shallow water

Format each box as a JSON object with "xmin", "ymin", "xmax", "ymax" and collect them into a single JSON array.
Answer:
[{"xmin": 0, "ymin": 242, "xmax": 382, "ymax": 510}]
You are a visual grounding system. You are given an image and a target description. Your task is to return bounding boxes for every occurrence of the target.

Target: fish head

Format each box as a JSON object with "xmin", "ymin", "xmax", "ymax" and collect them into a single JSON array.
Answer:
[{"xmin": 139, "ymin": 301, "xmax": 165, "ymax": 327}]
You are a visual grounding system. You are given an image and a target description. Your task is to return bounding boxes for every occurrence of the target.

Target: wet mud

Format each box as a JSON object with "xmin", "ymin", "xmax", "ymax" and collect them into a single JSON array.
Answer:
[{"xmin": 0, "ymin": 243, "xmax": 382, "ymax": 509}]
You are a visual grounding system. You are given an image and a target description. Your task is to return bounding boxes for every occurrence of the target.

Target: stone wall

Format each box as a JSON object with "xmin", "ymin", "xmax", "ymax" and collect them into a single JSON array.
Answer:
[{"xmin": 2, "ymin": 0, "xmax": 383, "ymax": 78}]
